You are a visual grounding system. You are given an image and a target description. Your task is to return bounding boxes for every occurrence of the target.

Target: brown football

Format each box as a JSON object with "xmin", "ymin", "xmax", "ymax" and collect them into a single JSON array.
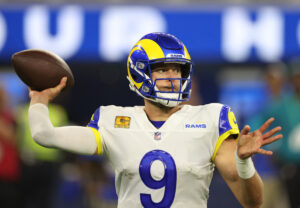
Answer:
[{"xmin": 11, "ymin": 49, "xmax": 74, "ymax": 91}]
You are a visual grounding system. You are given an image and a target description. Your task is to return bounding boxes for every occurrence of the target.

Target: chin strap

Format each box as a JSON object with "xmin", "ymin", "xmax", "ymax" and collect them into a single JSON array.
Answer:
[{"xmin": 155, "ymin": 92, "xmax": 182, "ymax": 107}]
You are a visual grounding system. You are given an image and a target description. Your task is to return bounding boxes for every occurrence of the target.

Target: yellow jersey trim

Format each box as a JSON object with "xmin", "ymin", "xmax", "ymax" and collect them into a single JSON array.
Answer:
[
  {"xmin": 88, "ymin": 127, "xmax": 102, "ymax": 155},
  {"xmin": 211, "ymin": 128, "xmax": 239, "ymax": 162}
]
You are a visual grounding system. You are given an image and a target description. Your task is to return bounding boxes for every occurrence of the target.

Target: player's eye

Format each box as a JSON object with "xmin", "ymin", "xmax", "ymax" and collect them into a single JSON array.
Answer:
[
  {"xmin": 152, "ymin": 68, "xmax": 165, "ymax": 73},
  {"xmin": 174, "ymin": 68, "xmax": 180, "ymax": 74}
]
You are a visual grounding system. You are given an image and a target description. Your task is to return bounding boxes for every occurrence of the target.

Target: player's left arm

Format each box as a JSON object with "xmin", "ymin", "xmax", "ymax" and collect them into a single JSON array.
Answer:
[{"xmin": 214, "ymin": 118, "xmax": 282, "ymax": 208}]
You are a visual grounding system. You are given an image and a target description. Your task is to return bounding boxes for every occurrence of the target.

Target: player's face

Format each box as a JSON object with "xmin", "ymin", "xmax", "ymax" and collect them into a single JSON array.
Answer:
[{"xmin": 151, "ymin": 63, "xmax": 182, "ymax": 92}]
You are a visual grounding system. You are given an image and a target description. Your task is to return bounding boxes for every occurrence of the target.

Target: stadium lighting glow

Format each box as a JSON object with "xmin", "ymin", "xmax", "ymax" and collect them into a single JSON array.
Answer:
[{"xmin": 0, "ymin": 13, "xmax": 6, "ymax": 51}]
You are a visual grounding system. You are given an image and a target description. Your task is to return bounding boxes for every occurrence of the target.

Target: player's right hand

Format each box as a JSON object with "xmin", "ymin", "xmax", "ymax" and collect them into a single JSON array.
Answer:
[{"xmin": 29, "ymin": 77, "xmax": 67, "ymax": 106}]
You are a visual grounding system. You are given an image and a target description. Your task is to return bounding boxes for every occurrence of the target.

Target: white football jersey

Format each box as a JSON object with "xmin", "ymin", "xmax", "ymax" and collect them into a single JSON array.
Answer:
[{"xmin": 88, "ymin": 104, "xmax": 239, "ymax": 208}]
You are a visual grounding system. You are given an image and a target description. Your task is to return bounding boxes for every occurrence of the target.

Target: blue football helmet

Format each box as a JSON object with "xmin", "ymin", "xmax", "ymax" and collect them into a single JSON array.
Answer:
[{"xmin": 127, "ymin": 32, "xmax": 193, "ymax": 107}]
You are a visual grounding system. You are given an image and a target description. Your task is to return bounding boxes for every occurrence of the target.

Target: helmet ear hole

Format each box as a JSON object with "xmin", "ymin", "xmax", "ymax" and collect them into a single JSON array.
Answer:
[
  {"xmin": 131, "ymin": 74, "xmax": 138, "ymax": 81},
  {"xmin": 130, "ymin": 68, "xmax": 143, "ymax": 83},
  {"xmin": 145, "ymin": 67, "xmax": 151, "ymax": 77}
]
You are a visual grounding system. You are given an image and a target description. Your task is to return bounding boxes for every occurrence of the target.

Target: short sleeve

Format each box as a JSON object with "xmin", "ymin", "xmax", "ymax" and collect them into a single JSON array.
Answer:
[
  {"xmin": 88, "ymin": 107, "xmax": 100, "ymax": 130},
  {"xmin": 87, "ymin": 107, "xmax": 102, "ymax": 155},
  {"xmin": 211, "ymin": 105, "xmax": 240, "ymax": 161}
]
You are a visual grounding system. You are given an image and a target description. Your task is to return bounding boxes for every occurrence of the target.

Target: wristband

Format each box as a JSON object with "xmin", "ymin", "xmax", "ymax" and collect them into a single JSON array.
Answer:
[{"xmin": 235, "ymin": 150, "xmax": 256, "ymax": 179}]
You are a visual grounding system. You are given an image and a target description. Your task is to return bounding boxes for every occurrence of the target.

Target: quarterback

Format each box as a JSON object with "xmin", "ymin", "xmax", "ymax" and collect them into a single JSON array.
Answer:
[{"xmin": 28, "ymin": 33, "xmax": 282, "ymax": 208}]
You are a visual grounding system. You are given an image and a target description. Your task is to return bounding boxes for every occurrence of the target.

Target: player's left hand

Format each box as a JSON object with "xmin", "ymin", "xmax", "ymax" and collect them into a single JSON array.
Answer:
[{"xmin": 237, "ymin": 117, "xmax": 282, "ymax": 159}]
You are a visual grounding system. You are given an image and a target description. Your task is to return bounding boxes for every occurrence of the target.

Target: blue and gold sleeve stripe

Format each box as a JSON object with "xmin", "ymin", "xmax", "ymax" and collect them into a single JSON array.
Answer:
[
  {"xmin": 88, "ymin": 107, "xmax": 100, "ymax": 130},
  {"xmin": 88, "ymin": 127, "xmax": 102, "ymax": 155},
  {"xmin": 212, "ymin": 105, "xmax": 240, "ymax": 161},
  {"xmin": 87, "ymin": 107, "xmax": 102, "ymax": 155}
]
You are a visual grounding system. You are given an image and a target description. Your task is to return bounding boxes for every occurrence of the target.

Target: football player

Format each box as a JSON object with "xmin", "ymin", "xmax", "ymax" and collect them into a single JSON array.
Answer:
[{"xmin": 28, "ymin": 32, "xmax": 282, "ymax": 208}]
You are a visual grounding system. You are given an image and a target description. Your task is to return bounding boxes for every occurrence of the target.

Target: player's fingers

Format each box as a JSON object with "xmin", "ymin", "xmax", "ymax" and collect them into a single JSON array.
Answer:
[
  {"xmin": 29, "ymin": 90, "xmax": 35, "ymax": 98},
  {"xmin": 263, "ymin": 126, "xmax": 282, "ymax": 139},
  {"xmin": 240, "ymin": 125, "xmax": 251, "ymax": 136},
  {"xmin": 54, "ymin": 77, "xmax": 67, "ymax": 93},
  {"xmin": 61, "ymin": 76, "xmax": 67, "ymax": 84},
  {"xmin": 262, "ymin": 134, "xmax": 283, "ymax": 146},
  {"xmin": 257, "ymin": 148, "xmax": 273, "ymax": 155},
  {"xmin": 28, "ymin": 87, "xmax": 37, "ymax": 98},
  {"xmin": 259, "ymin": 117, "xmax": 274, "ymax": 133},
  {"xmin": 59, "ymin": 77, "xmax": 67, "ymax": 88},
  {"xmin": 48, "ymin": 78, "xmax": 65, "ymax": 98}
]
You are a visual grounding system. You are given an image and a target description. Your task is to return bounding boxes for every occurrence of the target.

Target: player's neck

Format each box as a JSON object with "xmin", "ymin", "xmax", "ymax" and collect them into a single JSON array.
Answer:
[{"xmin": 144, "ymin": 100, "xmax": 182, "ymax": 121}]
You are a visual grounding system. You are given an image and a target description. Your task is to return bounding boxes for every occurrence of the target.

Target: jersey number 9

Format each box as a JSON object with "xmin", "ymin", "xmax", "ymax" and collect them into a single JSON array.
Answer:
[{"xmin": 139, "ymin": 150, "xmax": 177, "ymax": 208}]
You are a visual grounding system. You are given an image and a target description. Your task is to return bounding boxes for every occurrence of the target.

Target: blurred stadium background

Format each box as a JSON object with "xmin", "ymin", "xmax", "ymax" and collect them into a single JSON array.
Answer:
[{"xmin": 0, "ymin": 1, "xmax": 300, "ymax": 208}]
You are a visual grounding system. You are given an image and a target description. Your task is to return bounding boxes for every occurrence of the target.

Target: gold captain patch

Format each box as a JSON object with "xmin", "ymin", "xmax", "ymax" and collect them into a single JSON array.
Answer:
[{"xmin": 114, "ymin": 116, "xmax": 131, "ymax": 128}]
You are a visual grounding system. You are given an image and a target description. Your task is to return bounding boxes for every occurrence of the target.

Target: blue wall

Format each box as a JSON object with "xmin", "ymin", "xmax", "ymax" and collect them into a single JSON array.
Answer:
[{"xmin": 1, "ymin": 5, "xmax": 300, "ymax": 63}]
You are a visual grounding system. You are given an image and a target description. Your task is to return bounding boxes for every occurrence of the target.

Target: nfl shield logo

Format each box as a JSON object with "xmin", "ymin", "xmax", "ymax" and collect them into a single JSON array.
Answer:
[{"xmin": 154, "ymin": 132, "xmax": 161, "ymax": 140}]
